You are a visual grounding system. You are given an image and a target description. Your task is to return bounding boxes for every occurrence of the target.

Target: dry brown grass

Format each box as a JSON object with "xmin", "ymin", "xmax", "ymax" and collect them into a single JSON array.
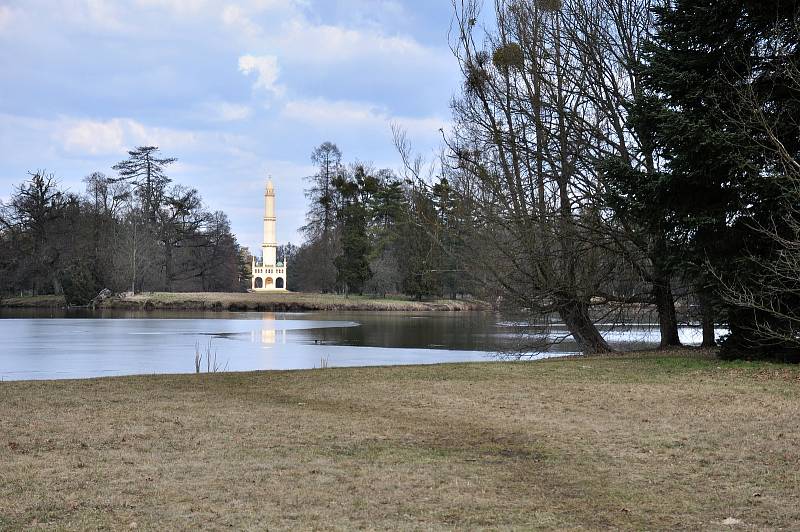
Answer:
[
  {"xmin": 1, "ymin": 350, "xmax": 799, "ymax": 530},
  {"xmin": 110, "ymin": 291, "xmax": 487, "ymax": 311},
  {"xmin": 1, "ymin": 292, "xmax": 487, "ymax": 311},
  {"xmin": 0, "ymin": 295, "xmax": 66, "ymax": 308}
]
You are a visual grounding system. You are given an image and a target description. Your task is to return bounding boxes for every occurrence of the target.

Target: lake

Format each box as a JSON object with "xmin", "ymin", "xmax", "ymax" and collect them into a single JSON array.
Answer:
[{"xmin": 0, "ymin": 309, "xmax": 724, "ymax": 381}]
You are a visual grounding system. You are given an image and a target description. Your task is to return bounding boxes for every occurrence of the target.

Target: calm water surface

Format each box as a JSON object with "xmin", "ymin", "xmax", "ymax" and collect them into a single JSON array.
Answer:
[{"xmin": 0, "ymin": 309, "xmax": 722, "ymax": 381}]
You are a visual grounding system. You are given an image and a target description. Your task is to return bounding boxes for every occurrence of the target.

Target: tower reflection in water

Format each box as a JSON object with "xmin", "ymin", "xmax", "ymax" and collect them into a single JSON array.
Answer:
[{"xmin": 251, "ymin": 312, "xmax": 287, "ymax": 345}]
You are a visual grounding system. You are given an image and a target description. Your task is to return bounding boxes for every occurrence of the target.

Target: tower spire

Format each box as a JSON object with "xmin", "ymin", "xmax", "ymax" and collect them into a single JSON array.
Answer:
[
  {"xmin": 262, "ymin": 175, "xmax": 277, "ymax": 266},
  {"xmin": 251, "ymin": 174, "xmax": 287, "ymax": 291}
]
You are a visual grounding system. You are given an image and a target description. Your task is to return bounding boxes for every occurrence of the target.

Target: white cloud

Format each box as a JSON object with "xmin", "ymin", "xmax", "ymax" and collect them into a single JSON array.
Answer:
[
  {"xmin": 130, "ymin": 0, "xmax": 295, "ymax": 19},
  {"xmin": 393, "ymin": 115, "xmax": 451, "ymax": 140},
  {"xmin": 56, "ymin": 117, "xmax": 206, "ymax": 155},
  {"xmin": 221, "ymin": 1, "xmax": 308, "ymax": 39},
  {"xmin": 222, "ymin": 4, "xmax": 262, "ymax": 39},
  {"xmin": 333, "ymin": 0, "xmax": 408, "ymax": 30},
  {"xmin": 59, "ymin": 118, "xmax": 127, "ymax": 155},
  {"xmin": 0, "ymin": 5, "xmax": 16, "ymax": 32},
  {"xmin": 229, "ymin": 15, "xmax": 453, "ymax": 74},
  {"xmin": 280, "ymin": 20, "xmax": 428, "ymax": 64},
  {"xmin": 238, "ymin": 54, "xmax": 284, "ymax": 96},
  {"xmin": 135, "ymin": 0, "xmax": 214, "ymax": 14},
  {"xmin": 83, "ymin": 0, "xmax": 130, "ymax": 32},
  {"xmin": 284, "ymin": 98, "xmax": 382, "ymax": 126},
  {"xmin": 217, "ymin": 3, "xmax": 450, "ymax": 74},
  {"xmin": 282, "ymin": 98, "xmax": 448, "ymax": 138},
  {"xmin": 213, "ymin": 101, "xmax": 253, "ymax": 121}
]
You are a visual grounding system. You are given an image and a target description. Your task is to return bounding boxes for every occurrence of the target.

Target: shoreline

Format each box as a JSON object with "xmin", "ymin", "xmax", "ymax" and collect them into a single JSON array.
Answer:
[
  {"xmin": 0, "ymin": 347, "xmax": 717, "ymax": 384},
  {"xmin": 0, "ymin": 292, "xmax": 490, "ymax": 312}
]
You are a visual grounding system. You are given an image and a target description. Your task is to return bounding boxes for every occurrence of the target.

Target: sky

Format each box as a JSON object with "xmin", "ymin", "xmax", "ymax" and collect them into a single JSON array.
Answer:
[{"xmin": 0, "ymin": 0, "xmax": 463, "ymax": 252}]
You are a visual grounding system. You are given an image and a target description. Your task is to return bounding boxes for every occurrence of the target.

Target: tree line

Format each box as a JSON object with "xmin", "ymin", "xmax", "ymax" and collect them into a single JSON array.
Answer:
[
  {"xmin": 291, "ymin": 0, "xmax": 800, "ymax": 362},
  {"xmin": 287, "ymin": 141, "xmax": 473, "ymax": 300},
  {"xmin": 422, "ymin": 0, "xmax": 799, "ymax": 361},
  {"xmin": 0, "ymin": 147, "xmax": 247, "ymax": 304}
]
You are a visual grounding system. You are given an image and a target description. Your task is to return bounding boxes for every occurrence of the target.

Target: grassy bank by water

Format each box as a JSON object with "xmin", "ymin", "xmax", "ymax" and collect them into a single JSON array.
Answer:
[
  {"xmin": 0, "ymin": 292, "xmax": 487, "ymax": 311},
  {"xmin": 1, "ymin": 349, "xmax": 798, "ymax": 529},
  {"xmin": 0, "ymin": 295, "xmax": 67, "ymax": 308}
]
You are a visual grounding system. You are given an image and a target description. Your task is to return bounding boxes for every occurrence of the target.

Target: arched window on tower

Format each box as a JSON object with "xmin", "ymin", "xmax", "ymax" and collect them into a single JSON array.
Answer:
[
  {"xmin": 254, "ymin": 277, "xmax": 263, "ymax": 289},
  {"xmin": 265, "ymin": 277, "xmax": 274, "ymax": 286},
  {"xmin": 276, "ymin": 277, "xmax": 284, "ymax": 289}
]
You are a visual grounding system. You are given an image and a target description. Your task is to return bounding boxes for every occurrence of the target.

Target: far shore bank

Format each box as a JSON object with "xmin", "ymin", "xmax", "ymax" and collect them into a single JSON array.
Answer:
[{"xmin": 0, "ymin": 292, "xmax": 489, "ymax": 312}]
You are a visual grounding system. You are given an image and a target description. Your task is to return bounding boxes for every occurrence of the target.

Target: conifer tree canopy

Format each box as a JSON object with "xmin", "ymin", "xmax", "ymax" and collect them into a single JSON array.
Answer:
[{"xmin": 643, "ymin": 0, "xmax": 800, "ymax": 360}]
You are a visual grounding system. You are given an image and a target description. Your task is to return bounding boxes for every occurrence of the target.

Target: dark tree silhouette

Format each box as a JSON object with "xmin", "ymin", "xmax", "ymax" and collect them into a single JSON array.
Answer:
[{"xmin": 112, "ymin": 146, "xmax": 176, "ymax": 223}]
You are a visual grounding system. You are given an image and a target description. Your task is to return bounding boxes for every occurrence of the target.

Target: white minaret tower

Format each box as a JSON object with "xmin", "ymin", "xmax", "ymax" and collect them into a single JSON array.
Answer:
[
  {"xmin": 251, "ymin": 177, "xmax": 288, "ymax": 291},
  {"xmin": 262, "ymin": 178, "xmax": 277, "ymax": 266}
]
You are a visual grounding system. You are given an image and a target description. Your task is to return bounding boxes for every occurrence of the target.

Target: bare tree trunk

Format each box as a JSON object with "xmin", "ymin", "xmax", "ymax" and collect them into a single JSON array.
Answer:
[
  {"xmin": 557, "ymin": 296, "xmax": 614, "ymax": 353},
  {"xmin": 52, "ymin": 275, "xmax": 62, "ymax": 296},
  {"xmin": 164, "ymin": 242, "xmax": 174, "ymax": 292},
  {"xmin": 130, "ymin": 221, "xmax": 137, "ymax": 293}
]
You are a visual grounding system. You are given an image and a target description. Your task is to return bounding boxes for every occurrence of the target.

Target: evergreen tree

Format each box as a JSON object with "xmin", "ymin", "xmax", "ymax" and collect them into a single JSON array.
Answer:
[
  {"xmin": 333, "ymin": 166, "xmax": 373, "ymax": 295},
  {"xmin": 111, "ymin": 146, "xmax": 176, "ymax": 223},
  {"xmin": 397, "ymin": 187, "xmax": 443, "ymax": 300},
  {"xmin": 431, "ymin": 177, "xmax": 469, "ymax": 299},
  {"xmin": 600, "ymin": 153, "xmax": 684, "ymax": 347},
  {"xmin": 643, "ymin": 0, "xmax": 800, "ymax": 359}
]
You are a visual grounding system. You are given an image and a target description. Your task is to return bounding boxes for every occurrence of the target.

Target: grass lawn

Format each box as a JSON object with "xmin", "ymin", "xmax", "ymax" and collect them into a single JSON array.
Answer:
[{"xmin": 1, "ymin": 350, "xmax": 798, "ymax": 530}]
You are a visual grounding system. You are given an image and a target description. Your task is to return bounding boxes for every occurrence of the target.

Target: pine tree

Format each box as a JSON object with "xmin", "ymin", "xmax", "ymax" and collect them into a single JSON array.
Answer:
[
  {"xmin": 643, "ymin": 0, "xmax": 800, "ymax": 359},
  {"xmin": 111, "ymin": 146, "xmax": 176, "ymax": 223},
  {"xmin": 397, "ymin": 187, "xmax": 443, "ymax": 300},
  {"xmin": 333, "ymin": 166, "xmax": 372, "ymax": 295}
]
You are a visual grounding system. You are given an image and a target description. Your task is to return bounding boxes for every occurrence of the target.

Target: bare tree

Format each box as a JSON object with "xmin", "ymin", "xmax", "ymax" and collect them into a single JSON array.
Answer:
[
  {"xmin": 156, "ymin": 185, "xmax": 210, "ymax": 291},
  {"xmin": 305, "ymin": 142, "xmax": 342, "ymax": 240},
  {"xmin": 0, "ymin": 171, "xmax": 67, "ymax": 294},
  {"xmin": 447, "ymin": 0, "xmax": 619, "ymax": 353},
  {"xmin": 303, "ymin": 142, "xmax": 343, "ymax": 291},
  {"xmin": 560, "ymin": 0, "xmax": 684, "ymax": 346}
]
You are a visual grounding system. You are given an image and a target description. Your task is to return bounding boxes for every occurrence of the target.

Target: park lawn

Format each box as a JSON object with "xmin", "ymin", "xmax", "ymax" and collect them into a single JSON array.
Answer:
[{"xmin": 1, "ymin": 350, "xmax": 798, "ymax": 530}]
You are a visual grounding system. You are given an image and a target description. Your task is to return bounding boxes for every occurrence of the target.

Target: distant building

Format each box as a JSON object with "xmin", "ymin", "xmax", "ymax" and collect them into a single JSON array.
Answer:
[{"xmin": 251, "ymin": 178, "xmax": 287, "ymax": 291}]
